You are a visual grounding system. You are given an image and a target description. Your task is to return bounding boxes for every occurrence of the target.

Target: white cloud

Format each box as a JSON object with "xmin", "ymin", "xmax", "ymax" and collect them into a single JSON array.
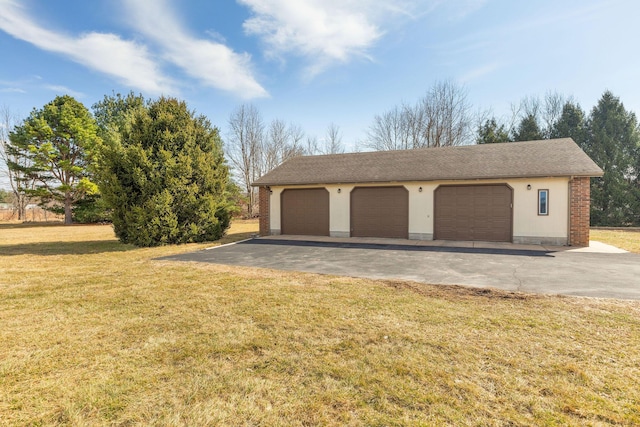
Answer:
[
  {"xmin": 0, "ymin": 87, "xmax": 26, "ymax": 93},
  {"xmin": 44, "ymin": 84, "xmax": 85, "ymax": 99},
  {"xmin": 123, "ymin": 0, "xmax": 268, "ymax": 99},
  {"xmin": 458, "ymin": 62, "xmax": 504, "ymax": 84},
  {"xmin": 239, "ymin": 0, "xmax": 386, "ymax": 76},
  {"xmin": 0, "ymin": 0, "xmax": 174, "ymax": 95}
]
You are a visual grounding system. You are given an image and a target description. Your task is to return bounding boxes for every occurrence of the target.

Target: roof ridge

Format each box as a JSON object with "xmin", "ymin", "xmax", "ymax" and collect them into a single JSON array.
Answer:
[{"xmin": 253, "ymin": 138, "xmax": 602, "ymax": 187}]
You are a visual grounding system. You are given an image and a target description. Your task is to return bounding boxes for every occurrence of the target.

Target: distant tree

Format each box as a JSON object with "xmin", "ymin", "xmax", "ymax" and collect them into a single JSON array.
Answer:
[
  {"xmin": 100, "ymin": 97, "xmax": 232, "ymax": 246},
  {"xmin": 584, "ymin": 91, "xmax": 640, "ymax": 226},
  {"xmin": 7, "ymin": 96, "xmax": 100, "ymax": 224},
  {"xmin": 0, "ymin": 188, "xmax": 9, "ymax": 203},
  {"xmin": 511, "ymin": 113, "xmax": 543, "ymax": 141},
  {"xmin": 541, "ymin": 91, "xmax": 566, "ymax": 138},
  {"xmin": 366, "ymin": 80, "xmax": 473, "ymax": 150},
  {"xmin": 262, "ymin": 119, "xmax": 306, "ymax": 171},
  {"xmin": 323, "ymin": 122, "xmax": 344, "ymax": 154},
  {"xmin": 0, "ymin": 105, "xmax": 34, "ymax": 219},
  {"xmin": 305, "ymin": 135, "xmax": 320, "ymax": 155},
  {"xmin": 225, "ymin": 179, "xmax": 245, "ymax": 218},
  {"xmin": 367, "ymin": 104, "xmax": 413, "ymax": 150},
  {"xmin": 420, "ymin": 80, "xmax": 473, "ymax": 147},
  {"xmin": 550, "ymin": 101, "xmax": 587, "ymax": 145},
  {"xmin": 503, "ymin": 91, "xmax": 569, "ymax": 141},
  {"xmin": 476, "ymin": 117, "xmax": 510, "ymax": 144},
  {"xmin": 226, "ymin": 104, "xmax": 264, "ymax": 217}
]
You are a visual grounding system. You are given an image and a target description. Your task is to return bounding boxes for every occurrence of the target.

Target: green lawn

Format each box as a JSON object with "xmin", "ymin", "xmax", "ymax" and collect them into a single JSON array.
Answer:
[{"xmin": 1, "ymin": 221, "xmax": 639, "ymax": 426}]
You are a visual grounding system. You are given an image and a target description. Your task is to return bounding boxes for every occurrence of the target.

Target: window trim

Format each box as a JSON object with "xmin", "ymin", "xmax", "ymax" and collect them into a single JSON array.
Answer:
[{"xmin": 538, "ymin": 189, "xmax": 549, "ymax": 216}]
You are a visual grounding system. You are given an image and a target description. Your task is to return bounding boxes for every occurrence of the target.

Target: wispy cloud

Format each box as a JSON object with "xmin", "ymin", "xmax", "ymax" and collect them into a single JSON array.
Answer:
[
  {"xmin": 458, "ymin": 61, "xmax": 504, "ymax": 84},
  {"xmin": 239, "ymin": 0, "xmax": 388, "ymax": 77},
  {"xmin": 446, "ymin": 0, "xmax": 488, "ymax": 21},
  {"xmin": 0, "ymin": 87, "xmax": 26, "ymax": 93},
  {"xmin": 44, "ymin": 84, "xmax": 85, "ymax": 99},
  {"xmin": 433, "ymin": 2, "xmax": 604, "ymax": 58},
  {"xmin": 0, "ymin": 0, "xmax": 175, "ymax": 95},
  {"xmin": 123, "ymin": 0, "xmax": 268, "ymax": 99}
]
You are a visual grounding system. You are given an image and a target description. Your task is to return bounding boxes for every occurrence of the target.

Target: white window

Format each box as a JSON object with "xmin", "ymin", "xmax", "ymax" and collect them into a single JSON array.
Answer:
[{"xmin": 538, "ymin": 189, "xmax": 549, "ymax": 216}]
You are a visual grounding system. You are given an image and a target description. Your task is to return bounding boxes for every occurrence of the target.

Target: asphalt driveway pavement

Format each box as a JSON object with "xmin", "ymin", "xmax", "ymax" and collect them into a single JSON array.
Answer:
[{"xmin": 159, "ymin": 238, "xmax": 640, "ymax": 300}]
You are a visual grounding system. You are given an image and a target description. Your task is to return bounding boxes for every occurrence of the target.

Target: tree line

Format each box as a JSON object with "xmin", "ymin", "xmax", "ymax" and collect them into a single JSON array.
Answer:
[
  {"xmin": 476, "ymin": 91, "xmax": 640, "ymax": 226},
  {"xmin": 226, "ymin": 105, "xmax": 345, "ymax": 217},
  {"xmin": 1, "ymin": 82, "xmax": 639, "ymax": 237},
  {"xmin": 1, "ymin": 94, "xmax": 232, "ymax": 246}
]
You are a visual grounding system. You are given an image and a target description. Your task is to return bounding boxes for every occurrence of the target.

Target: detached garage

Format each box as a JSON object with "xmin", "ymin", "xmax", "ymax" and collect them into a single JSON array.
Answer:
[
  {"xmin": 434, "ymin": 185, "xmax": 512, "ymax": 242},
  {"xmin": 253, "ymin": 138, "xmax": 603, "ymax": 247},
  {"xmin": 351, "ymin": 187, "xmax": 408, "ymax": 239},
  {"xmin": 280, "ymin": 188, "xmax": 329, "ymax": 236}
]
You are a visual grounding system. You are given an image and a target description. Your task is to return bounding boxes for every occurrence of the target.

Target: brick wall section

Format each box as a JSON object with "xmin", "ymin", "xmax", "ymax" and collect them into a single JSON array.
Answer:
[
  {"xmin": 258, "ymin": 186, "xmax": 270, "ymax": 236},
  {"xmin": 569, "ymin": 177, "xmax": 591, "ymax": 247}
]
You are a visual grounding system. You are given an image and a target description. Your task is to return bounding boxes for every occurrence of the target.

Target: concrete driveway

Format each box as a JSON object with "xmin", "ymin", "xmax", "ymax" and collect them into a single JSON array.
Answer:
[{"xmin": 160, "ymin": 237, "xmax": 640, "ymax": 300}]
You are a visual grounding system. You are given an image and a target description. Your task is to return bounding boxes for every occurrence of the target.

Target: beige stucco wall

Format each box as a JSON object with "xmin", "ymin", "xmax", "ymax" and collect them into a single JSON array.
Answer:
[
  {"xmin": 511, "ymin": 177, "xmax": 569, "ymax": 243},
  {"xmin": 268, "ymin": 176, "xmax": 570, "ymax": 245},
  {"xmin": 269, "ymin": 187, "xmax": 283, "ymax": 234}
]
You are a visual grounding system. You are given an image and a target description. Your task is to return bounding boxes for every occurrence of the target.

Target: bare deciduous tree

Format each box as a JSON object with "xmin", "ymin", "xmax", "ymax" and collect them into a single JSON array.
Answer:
[
  {"xmin": 227, "ymin": 104, "xmax": 310, "ymax": 217},
  {"xmin": 305, "ymin": 135, "xmax": 320, "ymax": 155},
  {"xmin": 542, "ymin": 91, "xmax": 568, "ymax": 138},
  {"xmin": 263, "ymin": 119, "xmax": 287, "ymax": 172},
  {"xmin": 0, "ymin": 105, "xmax": 32, "ymax": 220},
  {"xmin": 323, "ymin": 122, "xmax": 344, "ymax": 154},
  {"xmin": 262, "ymin": 119, "xmax": 306, "ymax": 171},
  {"xmin": 365, "ymin": 80, "xmax": 473, "ymax": 151},
  {"xmin": 367, "ymin": 105, "xmax": 412, "ymax": 150},
  {"xmin": 226, "ymin": 104, "xmax": 264, "ymax": 217},
  {"xmin": 507, "ymin": 91, "xmax": 568, "ymax": 139},
  {"xmin": 421, "ymin": 80, "xmax": 472, "ymax": 147}
]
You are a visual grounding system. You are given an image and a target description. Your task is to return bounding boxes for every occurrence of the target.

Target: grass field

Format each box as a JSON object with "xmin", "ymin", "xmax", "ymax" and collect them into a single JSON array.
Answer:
[
  {"xmin": 591, "ymin": 229, "xmax": 640, "ymax": 253},
  {"xmin": 1, "ymin": 222, "xmax": 639, "ymax": 426}
]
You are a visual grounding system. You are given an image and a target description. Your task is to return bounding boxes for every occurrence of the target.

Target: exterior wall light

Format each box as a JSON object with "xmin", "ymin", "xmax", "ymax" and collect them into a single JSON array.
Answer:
[
  {"xmin": 527, "ymin": 184, "xmax": 532, "ymax": 190},
  {"xmin": 418, "ymin": 187, "xmax": 423, "ymax": 192},
  {"xmin": 337, "ymin": 188, "xmax": 342, "ymax": 193}
]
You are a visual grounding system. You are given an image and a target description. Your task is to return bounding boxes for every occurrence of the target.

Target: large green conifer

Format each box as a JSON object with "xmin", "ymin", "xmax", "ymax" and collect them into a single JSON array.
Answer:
[
  {"xmin": 7, "ymin": 95, "xmax": 101, "ymax": 224},
  {"xmin": 585, "ymin": 91, "xmax": 640, "ymax": 226},
  {"xmin": 99, "ymin": 97, "xmax": 232, "ymax": 246}
]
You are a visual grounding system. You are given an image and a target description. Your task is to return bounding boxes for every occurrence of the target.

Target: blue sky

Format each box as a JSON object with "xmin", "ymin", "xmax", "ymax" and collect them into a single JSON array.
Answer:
[{"xmin": 1, "ymin": 0, "xmax": 639, "ymax": 159}]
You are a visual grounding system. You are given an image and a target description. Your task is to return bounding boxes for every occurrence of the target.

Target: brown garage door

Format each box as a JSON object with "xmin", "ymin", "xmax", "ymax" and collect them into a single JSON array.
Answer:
[
  {"xmin": 434, "ymin": 185, "xmax": 512, "ymax": 242},
  {"xmin": 281, "ymin": 188, "xmax": 329, "ymax": 236},
  {"xmin": 351, "ymin": 186, "xmax": 408, "ymax": 239}
]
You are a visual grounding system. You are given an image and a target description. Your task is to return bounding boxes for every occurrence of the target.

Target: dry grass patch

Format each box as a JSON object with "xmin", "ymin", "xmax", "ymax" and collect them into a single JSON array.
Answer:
[
  {"xmin": 591, "ymin": 229, "xmax": 640, "ymax": 253},
  {"xmin": 1, "ymin": 221, "xmax": 639, "ymax": 426}
]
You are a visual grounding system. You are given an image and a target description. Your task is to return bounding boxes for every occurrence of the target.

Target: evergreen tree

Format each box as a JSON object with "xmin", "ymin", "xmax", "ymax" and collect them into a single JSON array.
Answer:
[
  {"xmin": 585, "ymin": 91, "xmax": 640, "ymax": 226},
  {"xmin": 511, "ymin": 113, "xmax": 543, "ymax": 141},
  {"xmin": 93, "ymin": 92, "xmax": 147, "ymax": 138},
  {"xmin": 550, "ymin": 101, "xmax": 587, "ymax": 145},
  {"xmin": 0, "ymin": 188, "xmax": 9, "ymax": 203},
  {"xmin": 78, "ymin": 92, "xmax": 149, "ymax": 223},
  {"xmin": 7, "ymin": 95, "xmax": 101, "ymax": 224},
  {"xmin": 476, "ymin": 118, "xmax": 510, "ymax": 144},
  {"xmin": 99, "ymin": 97, "xmax": 232, "ymax": 246}
]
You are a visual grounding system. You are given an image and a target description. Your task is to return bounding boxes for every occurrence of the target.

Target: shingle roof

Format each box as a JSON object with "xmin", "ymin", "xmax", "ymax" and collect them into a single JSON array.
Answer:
[{"xmin": 252, "ymin": 138, "xmax": 603, "ymax": 187}]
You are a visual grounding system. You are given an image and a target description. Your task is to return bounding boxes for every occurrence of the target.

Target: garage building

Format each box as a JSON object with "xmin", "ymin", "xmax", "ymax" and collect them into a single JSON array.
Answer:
[{"xmin": 252, "ymin": 138, "xmax": 603, "ymax": 246}]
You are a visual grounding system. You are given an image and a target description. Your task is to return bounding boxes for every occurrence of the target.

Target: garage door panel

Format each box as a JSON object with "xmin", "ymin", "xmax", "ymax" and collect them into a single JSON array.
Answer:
[
  {"xmin": 435, "ymin": 185, "xmax": 512, "ymax": 242},
  {"xmin": 351, "ymin": 187, "xmax": 408, "ymax": 239},
  {"xmin": 281, "ymin": 188, "xmax": 329, "ymax": 236}
]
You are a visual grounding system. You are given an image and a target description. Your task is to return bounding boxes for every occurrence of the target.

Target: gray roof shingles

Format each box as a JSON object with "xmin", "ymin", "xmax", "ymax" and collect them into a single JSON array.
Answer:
[{"xmin": 252, "ymin": 138, "xmax": 603, "ymax": 187}]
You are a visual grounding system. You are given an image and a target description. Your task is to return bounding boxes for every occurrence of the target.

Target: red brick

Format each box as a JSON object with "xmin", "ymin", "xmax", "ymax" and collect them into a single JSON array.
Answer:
[
  {"xmin": 569, "ymin": 177, "xmax": 590, "ymax": 246},
  {"xmin": 258, "ymin": 186, "xmax": 270, "ymax": 236}
]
